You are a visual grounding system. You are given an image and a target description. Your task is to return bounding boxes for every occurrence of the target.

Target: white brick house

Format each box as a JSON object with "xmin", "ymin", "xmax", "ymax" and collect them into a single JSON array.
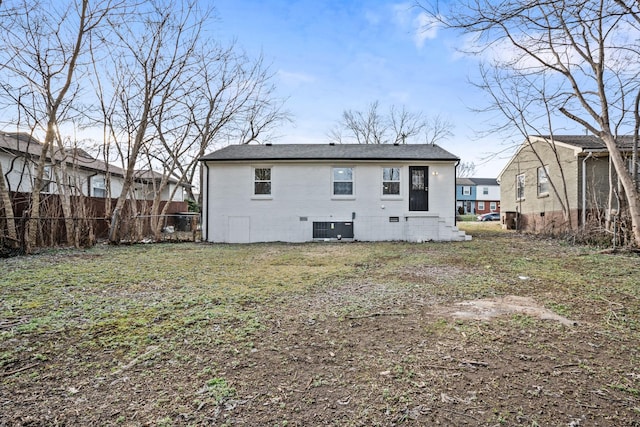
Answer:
[{"xmin": 199, "ymin": 143, "xmax": 469, "ymax": 243}]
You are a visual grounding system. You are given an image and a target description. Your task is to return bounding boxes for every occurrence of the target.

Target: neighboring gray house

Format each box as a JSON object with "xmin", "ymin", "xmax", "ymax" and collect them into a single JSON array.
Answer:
[
  {"xmin": 199, "ymin": 143, "xmax": 470, "ymax": 243},
  {"xmin": 0, "ymin": 131, "xmax": 186, "ymax": 201},
  {"xmin": 498, "ymin": 135, "xmax": 639, "ymax": 232}
]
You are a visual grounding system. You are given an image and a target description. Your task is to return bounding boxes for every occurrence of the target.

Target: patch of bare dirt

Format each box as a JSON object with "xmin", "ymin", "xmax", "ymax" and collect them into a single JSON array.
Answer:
[
  {"xmin": 1, "ymin": 284, "xmax": 638, "ymax": 426},
  {"xmin": 448, "ymin": 295, "xmax": 577, "ymax": 326}
]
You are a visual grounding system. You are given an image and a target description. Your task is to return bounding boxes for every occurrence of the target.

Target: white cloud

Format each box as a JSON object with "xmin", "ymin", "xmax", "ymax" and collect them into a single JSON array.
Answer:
[
  {"xmin": 278, "ymin": 70, "xmax": 316, "ymax": 86},
  {"xmin": 392, "ymin": 3, "xmax": 440, "ymax": 49},
  {"xmin": 413, "ymin": 12, "xmax": 440, "ymax": 48},
  {"xmin": 392, "ymin": 3, "xmax": 412, "ymax": 27},
  {"xmin": 457, "ymin": 17, "xmax": 640, "ymax": 75}
]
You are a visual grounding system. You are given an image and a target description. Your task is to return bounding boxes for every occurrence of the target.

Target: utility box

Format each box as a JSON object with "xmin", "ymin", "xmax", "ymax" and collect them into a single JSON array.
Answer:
[
  {"xmin": 176, "ymin": 212, "xmax": 199, "ymax": 232},
  {"xmin": 312, "ymin": 222, "xmax": 354, "ymax": 239},
  {"xmin": 503, "ymin": 211, "xmax": 519, "ymax": 230}
]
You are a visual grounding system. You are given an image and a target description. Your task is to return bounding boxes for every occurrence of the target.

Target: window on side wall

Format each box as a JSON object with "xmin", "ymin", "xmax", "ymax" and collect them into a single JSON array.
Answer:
[
  {"xmin": 254, "ymin": 167, "xmax": 271, "ymax": 195},
  {"xmin": 516, "ymin": 174, "xmax": 525, "ymax": 200},
  {"xmin": 627, "ymin": 158, "xmax": 640, "ymax": 183},
  {"xmin": 382, "ymin": 167, "xmax": 400, "ymax": 196},
  {"xmin": 92, "ymin": 176, "xmax": 107, "ymax": 198},
  {"xmin": 537, "ymin": 165, "xmax": 549, "ymax": 196},
  {"xmin": 41, "ymin": 165, "xmax": 52, "ymax": 193},
  {"xmin": 332, "ymin": 167, "xmax": 353, "ymax": 196}
]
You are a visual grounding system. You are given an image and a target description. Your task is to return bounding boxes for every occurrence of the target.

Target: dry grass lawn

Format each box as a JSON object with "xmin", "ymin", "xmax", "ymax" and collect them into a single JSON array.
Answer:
[{"xmin": 1, "ymin": 226, "xmax": 639, "ymax": 425}]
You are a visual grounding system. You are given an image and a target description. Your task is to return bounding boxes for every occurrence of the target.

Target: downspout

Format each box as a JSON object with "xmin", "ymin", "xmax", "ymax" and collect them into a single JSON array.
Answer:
[
  {"xmin": 582, "ymin": 152, "xmax": 593, "ymax": 228},
  {"xmin": 202, "ymin": 161, "xmax": 210, "ymax": 241},
  {"xmin": 454, "ymin": 160, "xmax": 459, "ymax": 225},
  {"xmin": 87, "ymin": 172, "xmax": 98, "ymax": 197}
]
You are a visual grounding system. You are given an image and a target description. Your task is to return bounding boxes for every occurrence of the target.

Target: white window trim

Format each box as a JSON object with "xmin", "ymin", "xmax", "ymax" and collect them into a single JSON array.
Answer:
[
  {"xmin": 462, "ymin": 186, "xmax": 471, "ymax": 196},
  {"xmin": 381, "ymin": 166, "xmax": 402, "ymax": 200},
  {"xmin": 41, "ymin": 164, "xmax": 53, "ymax": 193},
  {"xmin": 490, "ymin": 202, "xmax": 497, "ymax": 211},
  {"xmin": 251, "ymin": 166, "xmax": 273, "ymax": 200},
  {"xmin": 516, "ymin": 173, "xmax": 525, "ymax": 201},
  {"xmin": 478, "ymin": 201, "xmax": 485, "ymax": 210},
  {"xmin": 331, "ymin": 166, "xmax": 355, "ymax": 199},
  {"xmin": 537, "ymin": 165, "xmax": 549, "ymax": 197},
  {"xmin": 91, "ymin": 175, "xmax": 107, "ymax": 198}
]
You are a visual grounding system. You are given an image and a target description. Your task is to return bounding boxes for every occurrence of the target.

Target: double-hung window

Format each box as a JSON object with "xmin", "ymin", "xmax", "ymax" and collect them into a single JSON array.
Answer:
[
  {"xmin": 382, "ymin": 167, "xmax": 400, "ymax": 196},
  {"xmin": 41, "ymin": 165, "xmax": 53, "ymax": 193},
  {"xmin": 516, "ymin": 173, "xmax": 525, "ymax": 201},
  {"xmin": 332, "ymin": 167, "xmax": 353, "ymax": 196},
  {"xmin": 627, "ymin": 158, "xmax": 640, "ymax": 184},
  {"xmin": 254, "ymin": 167, "xmax": 271, "ymax": 196},
  {"xmin": 92, "ymin": 176, "xmax": 107, "ymax": 198},
  {"xmin": 462, "ymin": 186, "xmax": 471, "ymax": 196},
  {"xmin": 537, "ymin": 165, "xmax": 549, "ymax": 196}
]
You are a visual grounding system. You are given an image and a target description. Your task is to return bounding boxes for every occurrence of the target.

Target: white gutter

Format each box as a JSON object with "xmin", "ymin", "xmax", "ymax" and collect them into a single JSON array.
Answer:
[{"xmin": 582, "ymin": 152, "xmax": 593, "ymax": 228}]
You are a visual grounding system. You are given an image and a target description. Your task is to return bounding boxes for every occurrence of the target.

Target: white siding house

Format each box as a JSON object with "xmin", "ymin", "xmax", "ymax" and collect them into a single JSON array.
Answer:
[
  {"xmin": 0, "ymin": 132, "xmax": 186, "ymax": 201},
  {"xmin": 200, "ymin": 143, "xmax": 470, "ymax": 243}
]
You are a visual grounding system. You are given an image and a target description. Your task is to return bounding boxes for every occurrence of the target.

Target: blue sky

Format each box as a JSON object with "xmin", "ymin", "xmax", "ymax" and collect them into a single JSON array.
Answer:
[{"xmin": 212, "ymin": 0, "xmax": 509, "ymax": 177}]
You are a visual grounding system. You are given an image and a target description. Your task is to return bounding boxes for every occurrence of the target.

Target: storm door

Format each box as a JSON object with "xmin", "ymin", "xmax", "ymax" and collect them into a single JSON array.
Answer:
[{"xmin": 409, "ymin": 166, "xmax": 429, "ymax": 211}]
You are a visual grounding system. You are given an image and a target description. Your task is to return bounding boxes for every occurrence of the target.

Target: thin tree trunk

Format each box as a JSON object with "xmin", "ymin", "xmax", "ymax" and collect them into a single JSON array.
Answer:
[
  {"xmin": 0, "ymin": 162, "xmax": 18, "ymax": 245},
  {"xmin": 602, "ymin": 134, "xmax": 640, "ymax": 245}
]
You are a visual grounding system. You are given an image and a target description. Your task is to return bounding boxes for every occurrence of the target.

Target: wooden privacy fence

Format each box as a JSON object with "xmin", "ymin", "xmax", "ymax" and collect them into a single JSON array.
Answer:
[{"xmin": 0, "ymin": 192, "xmax": 197, "ymax": 252}]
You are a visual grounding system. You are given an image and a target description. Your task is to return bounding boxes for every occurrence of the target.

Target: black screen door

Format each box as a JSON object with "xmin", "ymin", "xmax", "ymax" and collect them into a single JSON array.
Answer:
[{"xmin": 409, "ymin": 166, "xmax": 429, "ymax": 211}]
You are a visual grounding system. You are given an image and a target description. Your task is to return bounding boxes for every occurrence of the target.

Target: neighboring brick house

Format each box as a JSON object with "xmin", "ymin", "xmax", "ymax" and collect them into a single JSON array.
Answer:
[
  {"xmin": 456, "ymin": 177, "xmax": 500, "ymax": 215},
  {"xmin": 498, "ymin": 135, "xmax": 639, "ymax": 232}
]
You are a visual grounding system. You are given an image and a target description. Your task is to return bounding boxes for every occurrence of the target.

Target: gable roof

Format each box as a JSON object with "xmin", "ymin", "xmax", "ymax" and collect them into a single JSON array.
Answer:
[
  {"xmin": 1, "ymin": 132, "xmax": 185, "ymax": 186},
  {"xmin": 534, "ymin": 135, "xmax": 636, "ymax": 151},
  {"xmin": 456, "ymin": 178, "xmax": 475, "ymax": 186},
  {"xmin": 200, "ymin": 143, "xmax": 459, "ymax": 162},
  {"xmin": 469, "ymin": 177, "xmax": 498, "ymax": 186},
  {"xmin": 498, "ymin": 134, "xmax": 638, "ymax": 180},
  {"xmin": 456, "ymin": 177, "xmax": 498, "ymax": 186},
  {"xmin": 0, "ymin": 131, "xmax": 125, "ymax": 176}
]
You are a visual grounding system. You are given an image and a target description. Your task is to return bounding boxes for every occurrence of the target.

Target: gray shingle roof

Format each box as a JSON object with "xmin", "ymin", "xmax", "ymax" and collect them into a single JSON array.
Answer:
[
  {"xmin": 536, "ymin": 135, "xmax": 636, "ymax": 151},
  {"xmin": 1, "ymin": 132, "xmax": 184, "ymax": 185},
  {"xmin": 0, "ymin": 131, "xmax": 125, "ymax": 175},
  {"xmin": 456, "ymin": 178, "xmax": 498, "ymax": 186},
  {"xmin": 200, "ymin": 143, "xmax": 459, "ymax": 162},
  {"xmin": 469, "ymin": 178, "xmax": 498, "ymax": 186},
  {"xmin": 456, "ymin": 178, "xmax": 475, "ymax": 186}
]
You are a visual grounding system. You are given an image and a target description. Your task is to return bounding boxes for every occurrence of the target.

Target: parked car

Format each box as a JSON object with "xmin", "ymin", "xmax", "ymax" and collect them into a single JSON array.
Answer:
[{"xmin": 477, "ymin": 212, "xmax": 500, "ymax": 221}]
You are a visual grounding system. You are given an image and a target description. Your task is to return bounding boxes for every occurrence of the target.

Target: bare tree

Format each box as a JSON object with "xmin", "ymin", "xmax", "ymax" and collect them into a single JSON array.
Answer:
[
  {"xmin": 471, "ymin": 65, "xmax": 575, "ymax": 227},
  {"xmin": 0, "ymin": 0, "xmax": 116, "ymax": 252},
  {"xmin": 158, "ymin": 46, "xmax": 287, "ymax": 207},
  {"xmin": 420, "ymin": 0, "xmax": 640, "ymax": 246},
  {"xmin": 0, "ymin": 161, "xmax": 18, "ymax": 246},
  {"xmin": 423, "ymin": 114, "xmax": 454, "ymax": 145},
  {"xmin": 457, "ymin": 161, "xmax": 476, "ymax": 178},
  {"xmin": 98, "ymin": 0, "xmax": 287, "ymax": 242},
  {"xmin": 330, "ymin": 101, "xmax": 453, "ymax": 145},
  {"xmin": 99, "ymin": 0, "xmax": 207, "ymax": 243}
]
